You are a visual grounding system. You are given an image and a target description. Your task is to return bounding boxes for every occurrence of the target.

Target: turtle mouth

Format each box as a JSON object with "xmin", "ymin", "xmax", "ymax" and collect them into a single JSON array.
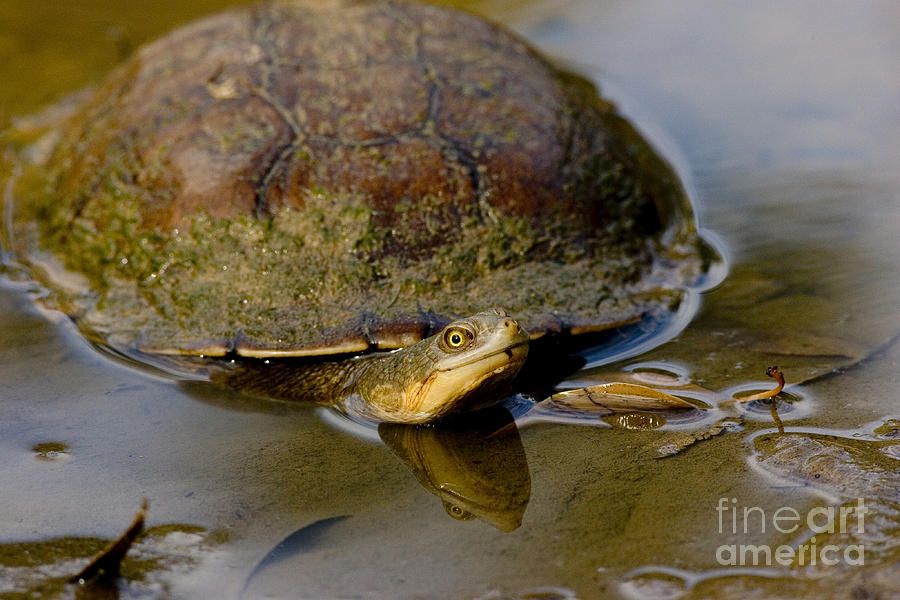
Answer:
[{"xmin": 436, "ymin": 339, "xmax": 529, "ymax": 372}]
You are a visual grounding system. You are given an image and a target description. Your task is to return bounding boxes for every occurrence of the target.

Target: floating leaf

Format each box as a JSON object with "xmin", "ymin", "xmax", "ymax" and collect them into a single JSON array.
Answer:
[
  {"xmin": 563, "ymin": 370, "xmax": 723, "ymax": 406},
  {"xmin": 548, "ymin": 382, "xmax": 696, "ymax": 411}
]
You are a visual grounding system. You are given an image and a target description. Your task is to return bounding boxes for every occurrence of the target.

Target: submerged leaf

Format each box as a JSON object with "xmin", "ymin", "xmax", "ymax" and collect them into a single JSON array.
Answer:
[
  {"xmin": 69, "ymin": 498, "xmax": 147, "ymax": 584},
  {"xmin": 242, "ymin": 515, "xmax": 349, "ymax": 597},
  {"xmin": 652, "ymin": 420, "xmax": 737, "ymax": 458}
]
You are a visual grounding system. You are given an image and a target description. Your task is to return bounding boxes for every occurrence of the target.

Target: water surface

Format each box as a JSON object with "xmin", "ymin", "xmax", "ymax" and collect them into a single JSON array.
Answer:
[{"xmin": 1, "ymin": 1, "xmax": 898, "ymax": 598}]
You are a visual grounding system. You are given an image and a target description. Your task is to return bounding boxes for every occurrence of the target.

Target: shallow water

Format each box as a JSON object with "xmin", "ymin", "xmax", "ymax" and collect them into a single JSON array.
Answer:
[{"xmin": 1, "ymin": 1, "xmax": 899, "ymax": 599}]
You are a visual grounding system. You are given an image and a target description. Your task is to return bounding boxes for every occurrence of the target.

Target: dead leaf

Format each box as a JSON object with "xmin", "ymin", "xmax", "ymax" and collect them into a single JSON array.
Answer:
[
  {"xmin": 547, "ymin": 382, "xmax": 697, "ymax": 411},
  {"xmin": 651, "ymin": 420, "xmax": 736, "ymax": 457}
]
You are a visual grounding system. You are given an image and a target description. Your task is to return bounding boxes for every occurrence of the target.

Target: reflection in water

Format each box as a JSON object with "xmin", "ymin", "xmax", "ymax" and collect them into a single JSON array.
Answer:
[
  {"xmin": 379, "ymin": 406, "xmax": 531, "ymax": 532},
  {"xmin": 601, "ymin": 412, "xmax": 667, "ymax": 430},
  {"xmin": 178, "ymin": 375, "xmax": 532, "ymax": 532}
]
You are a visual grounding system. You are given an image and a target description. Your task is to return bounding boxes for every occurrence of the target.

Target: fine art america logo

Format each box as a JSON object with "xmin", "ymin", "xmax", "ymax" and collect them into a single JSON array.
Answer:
[{"xmin": 715, "ymin": 497, "xmax": 868, "ymax": 566}]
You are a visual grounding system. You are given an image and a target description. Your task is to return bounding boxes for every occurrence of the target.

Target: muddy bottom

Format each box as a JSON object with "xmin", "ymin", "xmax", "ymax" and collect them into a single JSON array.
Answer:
[{"xmin": 1, "ymin": 1, "xmax": 899, "ymax": 599}]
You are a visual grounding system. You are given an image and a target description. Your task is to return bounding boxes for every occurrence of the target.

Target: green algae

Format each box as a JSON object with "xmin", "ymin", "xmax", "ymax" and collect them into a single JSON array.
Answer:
[
  {"xmin": 9, "ymin": 139, "xmax": 693, "ymax": 353},
  {"xmin": 0, "ymin": 524, "xmax": 217, "ymax": 599}
]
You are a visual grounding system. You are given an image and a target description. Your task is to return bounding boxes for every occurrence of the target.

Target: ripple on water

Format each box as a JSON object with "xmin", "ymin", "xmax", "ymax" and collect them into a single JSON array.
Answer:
[
  {"xmin": 725, "ymin": 385, "xmax": 813, "ymax": 422},
  {"xmin": 472, "ymin": 586, "xmax": 578, "ymax": 600},
  {"xmin": 619, "ymin": 566, "xmax": 690, "ymax": 599}
]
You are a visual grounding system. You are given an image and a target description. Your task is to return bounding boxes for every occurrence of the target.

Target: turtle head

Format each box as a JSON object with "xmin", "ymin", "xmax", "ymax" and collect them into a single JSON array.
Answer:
[
  {"xmin": 412, "ymin": 308, "xmax": 530, "ymax": 420},
  {"xmin": 353, "ymin": 308, "xmax": 530, "ymax": 423}
]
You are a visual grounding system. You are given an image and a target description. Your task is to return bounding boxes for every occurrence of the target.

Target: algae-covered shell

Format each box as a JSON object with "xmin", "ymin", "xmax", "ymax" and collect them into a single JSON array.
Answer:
[{"xmin": 5, "ymin": 0, "xmax": 707, "ymax": 358}]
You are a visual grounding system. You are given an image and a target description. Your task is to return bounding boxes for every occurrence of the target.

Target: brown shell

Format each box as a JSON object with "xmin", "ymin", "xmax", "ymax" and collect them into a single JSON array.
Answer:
[{"xmin": 7, "ymin": 0, "xmax": 707, "ymax": 357}]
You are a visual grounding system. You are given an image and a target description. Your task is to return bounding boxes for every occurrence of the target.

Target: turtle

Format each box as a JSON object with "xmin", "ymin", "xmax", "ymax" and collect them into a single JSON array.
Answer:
[{"xmin": 1, "ymin": 0, "xmax": 710, "ymax": 423}]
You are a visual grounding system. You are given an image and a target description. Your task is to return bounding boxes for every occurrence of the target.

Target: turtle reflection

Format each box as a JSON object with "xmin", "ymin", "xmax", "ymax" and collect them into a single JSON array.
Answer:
[
  {"xmin": 177, "ymin": 376, "xmax": 531, "ymax": 532},
  {"xmin": 379, "ymin": 406, "xmax": 530, "ymax": 532}
]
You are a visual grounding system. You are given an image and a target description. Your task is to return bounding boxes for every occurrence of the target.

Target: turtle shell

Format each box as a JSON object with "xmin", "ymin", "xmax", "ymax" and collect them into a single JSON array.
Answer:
[{"xmin": 6, "ymin": 0, "xmax": 707, "ymax": 358}]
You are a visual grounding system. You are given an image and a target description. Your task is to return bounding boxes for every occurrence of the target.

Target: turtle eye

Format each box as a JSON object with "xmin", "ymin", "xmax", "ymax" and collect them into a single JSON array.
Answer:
[
  {"xmin": 442, "ymin": 326, "xmax": 473, "ymax": 350},
  {"xmin": 443, "ymin": 501, "xmax": 475, "ymax": 521}
]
